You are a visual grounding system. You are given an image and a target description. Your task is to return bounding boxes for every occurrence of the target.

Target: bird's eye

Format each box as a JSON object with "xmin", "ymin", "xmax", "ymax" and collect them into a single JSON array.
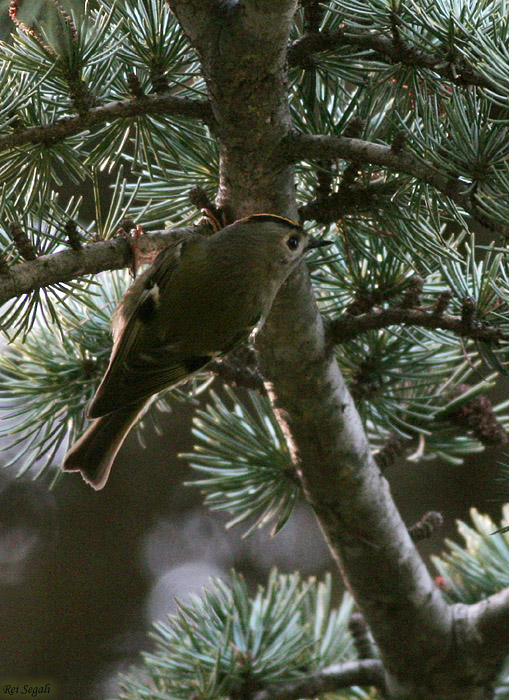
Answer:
[{"xmin": 287, "ymin": 235, "xmax": 300, "ymax": 250}]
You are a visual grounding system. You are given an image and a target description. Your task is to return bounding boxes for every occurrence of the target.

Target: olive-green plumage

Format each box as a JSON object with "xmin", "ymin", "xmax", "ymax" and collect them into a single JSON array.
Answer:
[{"xmin": 63, "ymin": 214, "xmax": 330, "ymax": 489}]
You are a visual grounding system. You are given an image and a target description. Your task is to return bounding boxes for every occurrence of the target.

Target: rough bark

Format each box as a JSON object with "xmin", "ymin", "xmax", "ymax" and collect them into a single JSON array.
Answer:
[
  {"xmin": 0, "ymin": 94, "xmax": 211, "ymax": 150},
  {"xmin": 165, "ymin": 2, "xmax": 509, "ymax": 698},
  {"xmin": 288, "ymin": 28, "xmax": 495, "ymax": 91},
  {"xmin": 0, "ymin": 227, "xmax": 199, "ymax": 306},
  {"xmin": 284, "ymin": 133, "xmax": 504, "ymax": 233}
]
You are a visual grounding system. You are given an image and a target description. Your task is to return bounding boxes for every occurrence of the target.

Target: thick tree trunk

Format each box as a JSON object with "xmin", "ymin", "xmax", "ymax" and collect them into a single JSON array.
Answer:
[{"xmin": 167, "ymin": 2, "xmax": 507, "ymax": 697}]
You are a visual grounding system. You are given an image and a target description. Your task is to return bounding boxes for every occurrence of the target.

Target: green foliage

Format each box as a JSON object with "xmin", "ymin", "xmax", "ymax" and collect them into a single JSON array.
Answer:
[
  {"xmin": 0, "ymin": 191, "xmax": 93, "ymax": 340},
  {"xmin": 312, "ymin": 234, "xmax": 509, "ymax": 462},
  {"xmin": 431, "ymin": 509, "xmax": 509, "ymax": 697},
  {"xmin": 432, "ymin": 507, "xmax": 509, "ymax": 604},
  {"xmin": 0, "ymin": 272, "xmax": 117, "ymax": 480},
  {"xmin": 184, "ymin": 388, "xmax": 300, "ymax": 536},
  {"xmin": 117, "ymin": 571, "xmax": 370, "ymax": 700}
]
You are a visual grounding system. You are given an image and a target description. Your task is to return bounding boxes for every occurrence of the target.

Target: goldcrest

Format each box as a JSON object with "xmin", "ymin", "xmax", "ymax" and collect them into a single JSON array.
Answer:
[{"xmin": 63, "ymin": 214, "xmax": 330, "ymax": 489}]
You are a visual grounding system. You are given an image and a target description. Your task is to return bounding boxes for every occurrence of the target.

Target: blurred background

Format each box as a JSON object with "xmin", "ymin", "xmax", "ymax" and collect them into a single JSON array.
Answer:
[{"xmin": 0, "ymin": 386, "xmax": 503, "ymax": 700}]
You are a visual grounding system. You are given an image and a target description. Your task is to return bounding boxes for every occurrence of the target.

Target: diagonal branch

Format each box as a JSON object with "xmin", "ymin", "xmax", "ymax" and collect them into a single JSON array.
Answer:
[
  {"xmin": 0, "ymin": 226, "xmax": 202, "ymax": 307},
  {"xmin": 0, "ymin": 93, "xmax": 212, "ymax": 151},
  {"xmin": 251, "ymin": 659, "xmax": 386, "ymax": 700},
  {"xmin": 299, "ymin": 182, "xmax": 400, "ymax": 223},
  {"xmin": 288, "ymin": 28, "xmax": 496, "ymax": 91},
  {"xmin": 285, "ymin": 132, "xmax": 463, "ymax": 199},
  {"xmin": 327, "ymin": 307, "xmax": 508, "ymax": 344},
  {"xmin": 283, "ymin": 132, "xmax": 504, "ymax": 232}
]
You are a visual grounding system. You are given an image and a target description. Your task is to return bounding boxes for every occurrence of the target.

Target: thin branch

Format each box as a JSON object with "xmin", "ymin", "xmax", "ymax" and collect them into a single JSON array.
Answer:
[
  {"xmin": 0, "ymin": 93, "xmax": 213, "ymax": 151},
  {"xmin": 251, "ymin": 659, "xmax": 386, "ymax": 700},
  {"xmin": 0, "ymin": 226, "xmax": 203, "ymax": 307},
  {"xmin": 326, "ymin": 307, "xmax": 507, "ymax": 344},
  {"xmin": 286, "ymin": 132, "xmax": 467, "ymax": 203},
  {"xmin": 349, "ymin": 612, "xmax": 377, "ymax": 659},
  {"xmin": 288, "ymin": 28, "xmax": 496, "ymax": 91},
  {"xmin": 299, "ymin": 182, "xmax": 400, "ymax": 223},
  {"xmin": 284, "ymin": 132, "xmax": 509, "ymax": 233}
]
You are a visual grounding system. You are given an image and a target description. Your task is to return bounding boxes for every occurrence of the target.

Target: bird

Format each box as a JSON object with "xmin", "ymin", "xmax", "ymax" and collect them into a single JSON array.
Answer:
[{"xmin": 63, "ymin": 213, "xmax": 331, "ymax": 490}]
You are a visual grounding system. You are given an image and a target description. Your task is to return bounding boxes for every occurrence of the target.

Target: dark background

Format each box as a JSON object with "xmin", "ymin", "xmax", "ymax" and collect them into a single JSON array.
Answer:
[{"xmin": 0, "ymin": 385, "xmax": 502, "ymax": 700}]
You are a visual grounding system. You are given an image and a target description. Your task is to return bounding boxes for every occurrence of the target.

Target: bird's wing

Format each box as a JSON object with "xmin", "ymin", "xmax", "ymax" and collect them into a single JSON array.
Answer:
[{"xmin": 87, "ymin": 238, "xmax": 211, "ymax": 418}]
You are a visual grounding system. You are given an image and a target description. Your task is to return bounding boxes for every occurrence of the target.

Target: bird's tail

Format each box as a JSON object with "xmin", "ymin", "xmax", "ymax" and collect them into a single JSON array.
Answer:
[{"xmin": 63, "ymin": 401, "xmax": 147, "ymax": 490}]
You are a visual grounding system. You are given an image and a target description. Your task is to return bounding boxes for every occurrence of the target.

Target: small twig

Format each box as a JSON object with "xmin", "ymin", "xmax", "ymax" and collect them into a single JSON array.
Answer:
[
  {"xmin": 398, "ymin": 274, "xmax": 424, "ymax": 309},
  {"xmin": 390, "ymin": 9, "xmax": 404, "ymax": 56},
  {"xmin": 300, "ymin": 182, "xmax": 399, "ymax": 223},
  {"xmin": 409, "ymin": 511, "xmax": 444, "ymax": 542},
  {"xmin": 349, "ymin": 612, "xmax": 377, "ymax": 659},
  {"xmin": 151, "ymin": 63, "xmax": 170, "ymax": 94},
  {"xmin": 461, "ymin": 296, "xmax": 477, "ymax": 328},
  {"xmin": 288, "ymin": 28, "xmax": 344, "ymax": 67},
  {"xmin": 251, "ymin": 659, "xmax": 386, "ymax": 700},
  {"xmin": 315, "ymin": 162, "xmax": 334, "ymax": 199},
  {"xmin": 326, "ymin": 307, "xmax": 507, "ymax": 345},
  {"xmin": 342, "ymin": 116, "xmax": 366, "ymax": 140},
  {"xmin": 391, "ymin": 131, "xmax": 407, "ymax": 154},
  {"xmin": 64, "ymin": 220, "xmax": 82, "ymax": 251},
  {"xmin": 444, "ymin": 384, "xmax": 508, "ymax": 447},
  {"xmin": 8, "ymin": 222, "xmax": 37, "ymax": 261},
  {"xmin": 301, "ymin": 0, "xmax": 323, "ymax": 34},
  {"xmin": 0, "ymin": 93, "xmax": 213, "ymax": 152},
  {"xmin": 287, "ymin": 27, "xmax": 498, "ymax": 92},
  {"xmin": 432, "ymin": 290, "xmax": 452, "ymax": 317},
  {"xmin": 349, "ymin": 351, "xmax": 385, "ymax": 403},
  {"xmin": 284, "ymin": 133, "xmax": 509, "ymax": 235},
  {"xmin": 208, "ymin": 356, "xmax": 266, "ymax": 393},
  {"xmin": 345, "ymin": 291, "xmax": 381, "ymax": 317},
  {"xmin": 126, "ymin": 72, "xmax": 144, "ymax": 99},
  {"xmin": 375, "ymin": 434, "xmax": 406, "ymax": 471}
]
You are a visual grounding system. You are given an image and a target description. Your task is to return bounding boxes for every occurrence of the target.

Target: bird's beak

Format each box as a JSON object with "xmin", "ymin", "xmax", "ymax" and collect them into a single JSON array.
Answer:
[{"xmin": 305, "ymin": 237, "xmax": 334, "ymax": 250}]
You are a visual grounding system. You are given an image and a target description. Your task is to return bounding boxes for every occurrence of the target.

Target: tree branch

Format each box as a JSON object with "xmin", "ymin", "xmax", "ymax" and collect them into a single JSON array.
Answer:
[
  {"xmin": 299, "ymin": 182, "xmax": 400, "ymax": 223},
  {"xmin": 326, "ymin": 307, "xmax": 508, "ymax": 344},
  {"xmin": 286, "ymin": 132, "xmax": 461, "ymax": 199},
  {"xmin": 449, "ymin": 589, "xmax": 509, "ymax": 687},
  {"xmin": 0, "ymin": 227, "xmax": 202, "ymax": 307},
  {"xmin": 288, "ymin": 28, "xmax": 496, "ymax": 92},
  {"xmin": 251, "ymin": 659, "xmax": 386, "ymax": 700},
  {"xmin": 0, "ymin": 93, "xmax": 212, "ymax": 151},
  {"xmin": 284, "ymin": 132, "xmax": 505, "ymax": 232},
  {"xmin": 464, "ymin": 588, "xmax": 509, "ymax": 662},
  {"xmin": 257, "ymin": 266, "xmax": 455, "ymax": 697}
]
